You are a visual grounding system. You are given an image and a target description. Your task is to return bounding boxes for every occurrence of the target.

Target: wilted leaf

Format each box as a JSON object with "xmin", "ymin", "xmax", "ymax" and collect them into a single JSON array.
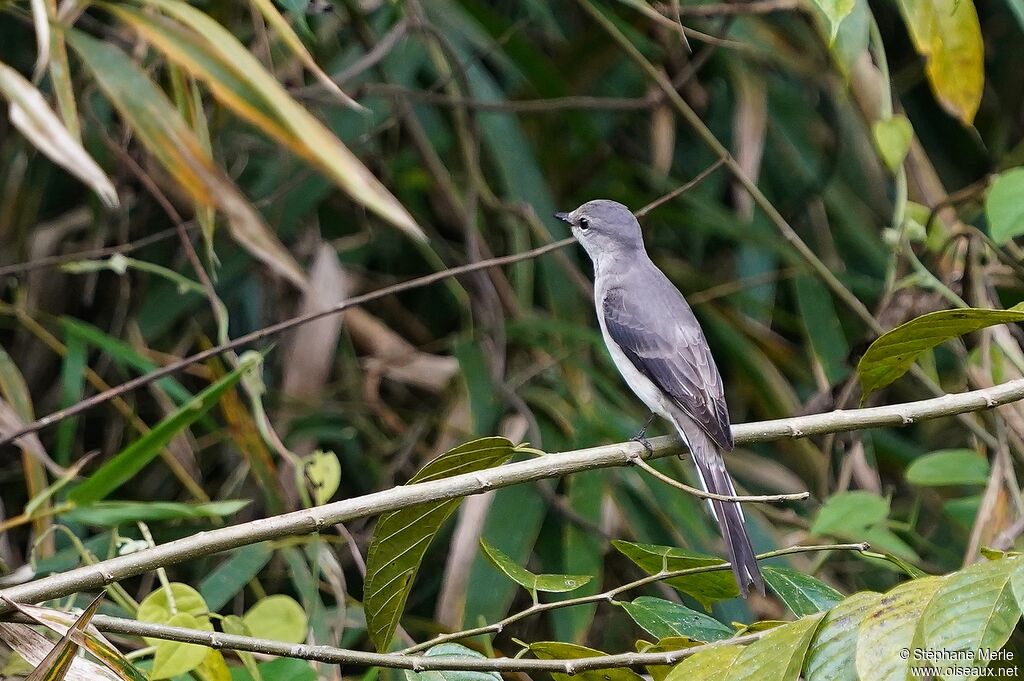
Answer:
[
  {"xmin": 611, "ymin": 540, "xmax": 739, "ymax": 608},
  {"xmin": 402, "ymin": 643, "xmax": 501, "ymax": 681},
  {"xmin": 727, "ymin": 613, "xmax": 825, "ymax": 681},
  {"xmin": 872, "ymin": 115, "xmax": 913, "ymax": 174},
  {"xmin": 68, "ymin": 354, "xmax": 259, "ymax": 504},
  {"xmin": 986, "ymin": 168, "xmax": 1024, "ymax": 245},
  {"xmin": 918, "ymin": 557, "xmax": 1021, "ymax": 680},
  {"xmin": 896, "ymin": 0, "xmax": 983, "ymax": 124},
  {"xmin": 0, "ymin": 61, "xmax": 118, "ymax": 207},
  {"xmin": 762, "ymin": 566, "xmax": 843, "ymax": 617},
  {"xmin": 855, "ymin": 576, "xmax": 945, "ymax": 681},
  {"xmin": 619, "ymin": 597, "xmax": 732, "ymax": 642},
  {"xmin": 480, "ymin": 539, "xmax": 591, "ymax": 593},
  {"xmin": 242, "ymin": 595, "xmax": 308, "ymax": 644},
  {"xmin": 857, "ymin": 305, "xmax": 1024, "ymax": 398},
  {"xmin": 804, "ymin": 591, "xmax": 882, "ymax": 681},
  {"xmin": 663, "ymin": 643, "xmax": 743, "ymax": 679},
  {"xmin": 0, "ymin": 622, "xmax": 122, "ymax": 681},
  {"xmin": 905, "ymin": 449, "xmax": 990, "ymax": 487},
  {"xmin": 106, "ymin": 0, "xmax": 423, "ymax": 241},
  {"xmin": 528, "ymin": 642, "xmax": 644, "ymax": 681},
  {"xmin": 24, "ymin": 594, "xmax": 103, "ymax": 681},
  {"xmin": 364, "ymin": 437, "xmax": 515, "ymax": 651},
  {"xmin": 65, "ymin": 30, "xmax": 305, "ymax": 288}
]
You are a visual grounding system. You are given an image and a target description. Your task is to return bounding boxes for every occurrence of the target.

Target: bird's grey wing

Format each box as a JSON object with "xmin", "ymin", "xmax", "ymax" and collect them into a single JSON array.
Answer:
[{"xmin": 603, "ymin": 285, "xmax": 733, "ymax": 450}]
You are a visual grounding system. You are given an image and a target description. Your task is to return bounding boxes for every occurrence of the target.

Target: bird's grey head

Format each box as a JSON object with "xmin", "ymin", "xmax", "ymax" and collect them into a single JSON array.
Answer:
[{"xmin": 555, "ymin": 199, "xmax": 645, "ymax": 263}]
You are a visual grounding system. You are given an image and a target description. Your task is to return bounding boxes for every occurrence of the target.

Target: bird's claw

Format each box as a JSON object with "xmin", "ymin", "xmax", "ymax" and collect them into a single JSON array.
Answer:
[{"xmin": 631, "ymin": 433, "xmax": 654, "ymax": 456}]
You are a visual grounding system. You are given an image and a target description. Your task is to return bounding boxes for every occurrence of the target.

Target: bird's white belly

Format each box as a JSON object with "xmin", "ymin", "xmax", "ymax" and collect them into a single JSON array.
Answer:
[{"xmin": 596, "ymin": 314, "xmax": 677, "ymax": 424}]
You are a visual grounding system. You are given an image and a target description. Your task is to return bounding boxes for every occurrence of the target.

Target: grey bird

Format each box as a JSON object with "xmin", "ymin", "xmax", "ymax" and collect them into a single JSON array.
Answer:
[{"xmin": 556, "ymin": 199, "xmax": 765, "ymax": 597}]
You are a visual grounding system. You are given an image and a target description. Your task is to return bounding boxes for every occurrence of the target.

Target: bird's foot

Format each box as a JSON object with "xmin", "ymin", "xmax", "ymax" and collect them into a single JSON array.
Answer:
[{"xmin": 630, "ymin": 413, "xmax": 656, "ymax": 456}]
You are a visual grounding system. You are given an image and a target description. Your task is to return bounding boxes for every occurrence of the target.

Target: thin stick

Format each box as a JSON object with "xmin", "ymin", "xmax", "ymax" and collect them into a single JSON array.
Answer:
[
  {"xmin": 1, "ymin": 379, "xmax": 1021, "ymax": 611},
  {"xmin": 630, "ymin": 455, "xmax": 809, "ymax": 502}
]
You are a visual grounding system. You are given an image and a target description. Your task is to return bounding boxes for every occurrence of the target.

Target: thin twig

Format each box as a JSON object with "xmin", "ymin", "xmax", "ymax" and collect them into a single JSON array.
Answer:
[
  {"xmin": 0, "ymin": 238, "xmax": 576, "ymax": 448},
  {"xmin": 358, "ymin": 83, "xmax": 654, "ymax": 112},
  {"xmin": 660, "ymin": 0, "xmax": 801, "ymax": 17},
  {"xmin": 630, "ymin": 455, "xmax": 808, "ymax": 502},
  {"xmin": 635, "ymin": 158, "xmax": 726, "ymax": 217},
  {"xmin": 1, "ymin": 379, "xmax": 1021, "ymax": 611}
]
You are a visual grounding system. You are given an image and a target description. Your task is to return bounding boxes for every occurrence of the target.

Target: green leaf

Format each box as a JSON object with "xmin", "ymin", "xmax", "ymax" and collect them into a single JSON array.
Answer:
[
  {"xmin": 402, "ymin": 644, "xmax": 502, "ymax": 681},
  {"xmin": 918, "ymin": 557, "xmax": 1021, "ymax": 680},
  {"xmin": 809, "ymin": 0, "xmax": 855, "ymax": 41},
  {"xmin": 62, "ymin": 500, "xmax": 249, "ymax": 526},
  {"xmin": 150, "ymin": 612, "xmax": 212, "ymax": 680},
  {"xmin": 905, "ymin": 449, "xmax": 990, "ymax": 486},
  {"xmin": 364, "ymin": 437, "xmax": 515, "ymax": 652},
  {"xmin": 793, "ymin": 275, "xmax": 849, "ymax": 383},
  {"xmin": 896, "ymin": 0, "xmax": 984, "ymax": 124},
  {"xmin": 200, "ymin": 544, "xmax": 275, "ymax": 612},
  {"xmin": 137, "ymin": 584, "xmax": 210, "ymax": 641},
  {"xmin": 986, "ymin": 168, "xmax": 1024, "ymax": 244},
  {"xmin": 480, "ymin": 539, "xmax": 591, "ymax": 594},
  {"xmin": 855, "ymin": 576, "xmax": 945, "ymax": 681},
  {"xmin": 302, "ymin": 449, "xmax": 341, "ymax": 506},
  {"xmin": 229, "ymin": 658, "xmax": 314, "ymax": 681},
  {"xmin": 64, "ymin": 29, "xmax": 305, "ymax": 288},
  {"xmin": 857, "ymin": 306, "xmax": 1024, "ymax": 399},
  {"xmin": 221, "ymin": 616, "xmax": 261, "ymax": 681},
  {"xmin": 241, "ymin": 595, "xmax": 308, "ymax": 644},
  {"xmin": 619, "ymin": 597, "xmax": 732, "ymax": 642},
  {"xmin": 762, "ymin": 566, "xmax": 843, "ymax": 616},
  {"xmin": 611, "ymin": 541, "xmax": 739, "ymax": 608},
  {"xmin": 727, "ymin": 613, "xmax": 825, "ymax": 681},
  {"xmin": 664, "ymin": 644, "xmax": 743, "ymax": 679},
  {"xmin": 811, "ymin": 491, "xmax": 889, "ymax": 536},
  {"xmin": 68, "ymin": 354, "xmax": 259, "ymax": 504},
  {"xmin": 528, "ymin": 642, "xmax": 644, "ymax": 681},
  {"xmin": 872, "ymin": 115, "xmax": 914, "ymax": 174},
  {"xmin": 804, "ymin": 591, "xmax": 883, "ymax": 681}
]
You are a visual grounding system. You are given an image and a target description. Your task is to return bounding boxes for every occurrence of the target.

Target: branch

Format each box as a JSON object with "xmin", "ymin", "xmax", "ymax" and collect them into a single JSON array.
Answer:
[
  {"xmin": 2, "ymin": 379, "xmax": 1023, "ymax": 611},
  {"xmin": 0, "ymin": 237, "xmax": 575, "ymax": 449},
  {"xmin": 2, "ymin": 544, "xmax": 864, "ymax": 671}
]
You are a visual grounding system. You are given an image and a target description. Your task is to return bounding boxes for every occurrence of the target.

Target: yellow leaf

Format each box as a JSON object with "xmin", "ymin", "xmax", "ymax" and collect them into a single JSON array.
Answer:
[{"xmin": 897, "ymin": 0, "xmax": 984, "ymax": 125}]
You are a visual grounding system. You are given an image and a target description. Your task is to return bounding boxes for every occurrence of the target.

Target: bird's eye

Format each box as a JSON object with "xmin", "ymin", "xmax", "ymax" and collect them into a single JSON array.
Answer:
[{"xmin": 579, "ymin": 217, "xmax": 590, "ymax": 231}]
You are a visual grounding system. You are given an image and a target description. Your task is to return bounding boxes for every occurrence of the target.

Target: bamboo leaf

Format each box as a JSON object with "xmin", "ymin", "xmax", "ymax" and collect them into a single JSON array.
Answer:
[
  {"xmin": 480, "ymin": 538, "xmax": 592, "ymax": 594},
  {"xmin": 857, "ymin": 306, "xmax": 1024, "ymax": 398},
  {"xmin": 107, "ymin": 0, "xmax": 423, "ymax": 241},
  {"xmin": 24, "ymin": 594, "xmax": 103, "ymax": 681},
  {"xmin": 0, "ymin": 61, "xmax": 118, "ymax": 208},
  {"xmin": 68, "ymin": 354, "xmax": 260, "ymax": 504},
  {"xmin": 363, "ymin": 437, "xmax": 515, "ymax": 652},
  {"xmin": 896, "ymin": 0, "xmax": 984, "ymax": 124},
  {"xmin": 64, "ymin": 30, "xmax": 306, "ymax": 288}
]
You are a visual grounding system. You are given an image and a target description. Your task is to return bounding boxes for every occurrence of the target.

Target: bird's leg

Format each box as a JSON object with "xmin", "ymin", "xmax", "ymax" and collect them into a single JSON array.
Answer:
[{"xmin": 630, "ymin": 413, "xmax": 656, "ymax": 456}]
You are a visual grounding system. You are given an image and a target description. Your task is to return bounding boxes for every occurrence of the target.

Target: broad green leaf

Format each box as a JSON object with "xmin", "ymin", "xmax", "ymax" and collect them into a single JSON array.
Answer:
[
  {"xmin": 241, "ymin": 595, "xmax": 308, "ymax": 644},
  {"xmin": 63, "ymin": 500, "xmax": 249, "ymax": 526},
  {"xmin": 664, "ymin": 644, "xmax": 742, "ymax": 679},
  {"xmin": 727, "ymin": 613, "xmax": 825, "ymax": 681},
  {"xmin": 918, "ymin": 558, "xmax": 1021, "ymax": 680},
  {"xmin": 221, "ymin": 616, "xmax": 261, "ymax": 681},
  {"xmin": 64, "ymin": 30, "xmax": 305, "ymax": 288},
  {"xmin": 619, "ymin": 597, "xmax": 732, "ymax": 642},
  {"xmin": 872, "ymin": 115, "xmax": 913, "ymax": 174},
  {"xmin": 106, "ymin": 0, "xmax": 423, "ymax": 242},
  {"xmin": 24, "ymin": 593, "xmax": 103, "ymax": 681},
  {"xmin": 302, "ymin": 449, "xmax": 341, "ymax": 506},
  {"xmin": 811, "ymin": 491, "xmax": 889, "ymax": 536},
  {"xmin": 68, "ymin": 354, "xmax": 259, "ymax": 504},
  {"xmin": 810, "ymin": 0, "xmax": 855, "ymax": 41},
  {"xmin": 528, "ymin": 642, "xmax": 644, "ymax": 681},
  {"xmin": 480, "ymin": 539, "xmax": 591, "ymax": 593},
  {"xmin": 402, "ymin": 643, "xmax": 502, "ymax": 681},
  {"xmin": 905, "ymin": 449, "xmax": 990, "ymax": 486},
  {"xmin": 137, "ymin": 583, "xmax": 209, "ymax": 647},
  {"xmin": 194, "ymin": 650, "xmax": 231, "ymax": 681},
  {"xmin": 762, "ymin": 566, "xmax": 843, "ymax": 616},
  {"xmin": 896, "ymin": 0, "xmax": 983, "ymax": 124},
  {"xmin": 0, "ymin": 61, "xmax": 118, "ymax": 208},
  {"xmin": 363, "ymin": 437, "xmax": 515, "ymax": 652},
  {"xmin": 200, "ymin": 544, "xmax": 275, "ymax": 612},
  {"xmin": 857, "ymin": 305, "xmax": 1024, "ymax": 398},
  {"xmin": 150, "ymin": 612, "xmax": 211, "ymax": 680},
  {"xmin": 804, "ymin": 591, "xmax": 882, "ymax": 681},
  {"xmin": 986, "ymin": 168, "xmax": 1024, "ymax": 244},
  {"xmin": 611, "ymin": 540, "xmax": 739, "ymax": 607},
  {"xmin": 855, "ymin": 576, "xmax": 945, "ymax": 681}
]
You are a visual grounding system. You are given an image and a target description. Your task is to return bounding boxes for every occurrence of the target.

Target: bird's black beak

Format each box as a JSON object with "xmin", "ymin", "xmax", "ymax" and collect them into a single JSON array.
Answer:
[{"xmin": 554, "ymin": 211, "xmax": 572, "ymax": 224}]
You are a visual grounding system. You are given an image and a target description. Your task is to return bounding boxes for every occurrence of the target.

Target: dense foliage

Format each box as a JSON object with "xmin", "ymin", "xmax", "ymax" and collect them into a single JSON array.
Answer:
[{"xmin": 1, "ymin": 0, "xmax": 1024, "ymax": 679}]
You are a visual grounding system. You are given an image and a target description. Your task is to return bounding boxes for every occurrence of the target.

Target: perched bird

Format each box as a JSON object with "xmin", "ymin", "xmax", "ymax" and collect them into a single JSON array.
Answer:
[{"xmin": 556, "ymin": 199, "xmax": 764, "ymax": 597}]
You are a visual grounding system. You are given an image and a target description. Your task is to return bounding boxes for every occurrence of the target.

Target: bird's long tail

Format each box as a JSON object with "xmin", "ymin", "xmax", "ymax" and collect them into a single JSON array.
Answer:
[{"xmin": 686, "ymin": 428, "xmax": 765, "ymax": 597}]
